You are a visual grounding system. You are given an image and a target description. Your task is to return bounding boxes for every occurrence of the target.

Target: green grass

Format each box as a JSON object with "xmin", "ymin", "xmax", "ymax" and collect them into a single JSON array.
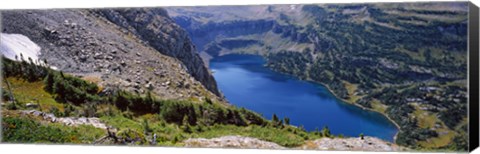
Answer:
[
  {"xmin": 0, "ymin": 59, "xmax": 337, "ymax": 148},
  {"xmin": 370, "ymin": 99, "xmax": 387, "ymax": 114},
  {"xmin": 418, "ymin": 129, "xmax": 455, "ymax": 149},
  {"xmin": 100, "ymin": 115, "xmax": 144, "ymax": 132},
  {"xmin": 2, "ymin": 116, "xmax": 105, "ymax": 144},
  {"xmin": 2, "ymin": 71, "xmax": 309, "ymax": 147},
  {"xmin": 412, "ymin": 105, "xmax": 437, "ymax": 129},
  {"xmin": 194, "ymin": 125, "xmax": 310, "ymax": 147},
  {"xmin": 3, "ymin": 77, "xmax": 64, "ymax": 112},
  {"xmin": 343, "ymin": 81, "xmax": 362, "ymax": 103},
  {"xmin": 396, "ymin": 46, "xmax": 425, "ymax": 61},
  {"xmin": 98, "ymin": 114, "xmax": 316, "ymax": 147},
  {"xmin": 411, "ymin": 105, "xmax": 457, "ymax": 149}
]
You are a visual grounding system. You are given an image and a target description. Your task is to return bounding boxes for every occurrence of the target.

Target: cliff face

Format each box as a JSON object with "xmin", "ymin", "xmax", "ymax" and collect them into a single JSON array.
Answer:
[
  {"xmin": 176, "ymin": 19, "xmax": 276, "ymax": 52},
  {"xmin": 1, "ymin": 9, "xmax": 221, "ymax": 102},
  {"xmin": 96, "ymin": 8, "xmax": 220, "ymax": 96},
  {"xmin": 167, "ymin": 6, "xmax": 315, "ymax": 60}
]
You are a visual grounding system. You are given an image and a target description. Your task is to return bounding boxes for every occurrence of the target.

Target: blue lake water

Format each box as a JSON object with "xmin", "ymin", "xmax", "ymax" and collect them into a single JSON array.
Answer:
[{"xmin": 210, "ymin": 54, "xmax": 398, "ymax": 142}]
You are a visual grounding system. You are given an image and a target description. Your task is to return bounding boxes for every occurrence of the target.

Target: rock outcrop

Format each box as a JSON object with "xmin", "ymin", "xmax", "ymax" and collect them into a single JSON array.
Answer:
[
  {"xmin": 184, "ymin": 135, "xmax": 404, "ymax": 151},
  {"xmin": 20, "ymin": 110, "xmax": 108, "ymax": 130},
  {"xmin": 299, "ymin": 137, "xmax": 404, "ymax": 151},
  {"xmin": 184, "ymin": 136, "xmax": 285, "ymax": 149}
]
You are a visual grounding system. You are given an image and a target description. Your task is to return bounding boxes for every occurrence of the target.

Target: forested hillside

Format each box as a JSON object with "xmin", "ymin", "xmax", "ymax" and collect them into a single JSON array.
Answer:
[{"xmin": 168, "ymin": 2, "xmax": 469, "ymax": 151}]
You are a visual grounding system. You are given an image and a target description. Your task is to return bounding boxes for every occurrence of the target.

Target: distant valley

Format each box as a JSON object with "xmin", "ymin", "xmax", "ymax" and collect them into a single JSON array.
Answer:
[{"xmin": 167, "ymin": 2, "xmax": 469, "ymax": 150}]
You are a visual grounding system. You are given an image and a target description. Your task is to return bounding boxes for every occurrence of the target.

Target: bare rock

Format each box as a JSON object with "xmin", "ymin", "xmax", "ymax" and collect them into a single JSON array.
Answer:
[
  {"xmin": 184, "ymin": 136, "xmax": 286, "ymax": 149},
  {"xmin": 26, "ymin": 103, "xmax": 39, "ymax": 108},
  {"xmin": 298, "ymin": 137, "xmax": 403, "ymax": 151}
]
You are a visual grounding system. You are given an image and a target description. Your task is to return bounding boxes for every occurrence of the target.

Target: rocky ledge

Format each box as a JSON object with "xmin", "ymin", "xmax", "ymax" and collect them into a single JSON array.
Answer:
[
  {"xmin": 184, "ymin": 136, "xmax": 404, "ymax": 151},
  {"xmin": 184, "ymin": 136, "xmax": 285, "ymax": 149},
  {"xmin": 299, "ymin": 137, "xmax": 404, "ymax": 151},
  {"xmin": 20, "ymin": 110, "xmax": 108, "ymax": 130}
]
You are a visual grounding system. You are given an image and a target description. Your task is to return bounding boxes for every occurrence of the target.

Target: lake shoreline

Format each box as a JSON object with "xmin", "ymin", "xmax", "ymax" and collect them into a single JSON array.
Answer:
[
  {"xmin": 261, "ymin": 66, "xmax": 401, "ymax": 143},
  {"xmin": 209, "ymin": 53, "xmax": 400, "ymax": 143},
  {"xmin": 261, "ymin": 63, "xmax": 401, "ymax": 143},
  {"xmin": 313, "ymin": 80, "xmax": 401, "ymax": 143}
]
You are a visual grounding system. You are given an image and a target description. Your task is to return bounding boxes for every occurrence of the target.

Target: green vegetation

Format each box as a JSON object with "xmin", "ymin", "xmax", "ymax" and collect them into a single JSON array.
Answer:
[
  {"xmin": 1, "ymin": 57, "xmax": 332, "ymax": 147},
  {"xmin": 171, "ymin": 4, "xmax": 468, "ymax": 150},
  {"xmin": 262, "ymin": 4, "xmax": 468, "ymax": 151},
  {"xmin": 2, "ymin": 116, "xmax": 105, "ymax": 144},
  {"xmin": 194, "ymin": 125, "xmax": 308, "ymax": 147},
  {"xmin": 43, "ymin": 69, "xmax": 100, "ymax": 105},
  {"xmin": 2, "ymin": 3, "xmax": 470, "ymax": 151}
]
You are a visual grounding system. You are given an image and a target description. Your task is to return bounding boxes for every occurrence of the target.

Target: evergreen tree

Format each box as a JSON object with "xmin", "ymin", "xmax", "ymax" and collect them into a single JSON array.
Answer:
[
  {"xmin": 272, "ymin": 113, "xmax": 283, "ymax": 127},
  {"xmin": 182, "ymin": 115, "xmax": 192, "ymax": 133},
  {"xmin": 143, "ymin": 119, "xmax": 152, "ymax": 134},
  {"xmin": 314, "ymin": 127, "xmax": 321, "ymax": 136},
  {"xmin": 284, "ymin": 117, "xmax": 290, "ymax": 125},
  {"xmin": 322, "ymin": 126, "xmax": 331, "ymax": 137},
  {"xmin": 272, "ymin": 113, "xmax": 279, "ymax": 123},
  {"xmin": 44, "ymin": 71, "xmax": 55, "ymax": 92}
]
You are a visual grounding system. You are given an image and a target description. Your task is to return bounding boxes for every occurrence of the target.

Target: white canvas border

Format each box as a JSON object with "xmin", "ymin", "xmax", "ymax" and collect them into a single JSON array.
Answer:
[{"xmin": 0, "ymin": 0, "xmax": 478, "ymax": 154}]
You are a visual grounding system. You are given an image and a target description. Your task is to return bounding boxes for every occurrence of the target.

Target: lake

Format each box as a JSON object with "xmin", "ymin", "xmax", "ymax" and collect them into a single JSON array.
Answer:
[{"xmin": 210, "ymin": 54, "xmax": 398, "ymax": 142}]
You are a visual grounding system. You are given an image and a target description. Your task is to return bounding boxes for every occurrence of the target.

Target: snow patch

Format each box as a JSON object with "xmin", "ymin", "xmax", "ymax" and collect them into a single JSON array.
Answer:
[{"xmin": 1, "ymin": 33, "xmax": 41, "ymax": 63}]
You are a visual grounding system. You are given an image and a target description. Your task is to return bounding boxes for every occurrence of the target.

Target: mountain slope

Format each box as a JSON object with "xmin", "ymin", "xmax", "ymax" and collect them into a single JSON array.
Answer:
[
  {"xmin": 1, "ymin": 9, "xmax": 222, "ymax": 102},
  {"xmin": 95, "ymin": 8, "xmax": 220, "ymax": 96}
]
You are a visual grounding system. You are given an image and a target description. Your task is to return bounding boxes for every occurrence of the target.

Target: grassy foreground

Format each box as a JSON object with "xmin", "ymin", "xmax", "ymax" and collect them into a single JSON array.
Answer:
[{"xmin": 1, "ymin": 58, "xmax": 334, "ymax": 147}]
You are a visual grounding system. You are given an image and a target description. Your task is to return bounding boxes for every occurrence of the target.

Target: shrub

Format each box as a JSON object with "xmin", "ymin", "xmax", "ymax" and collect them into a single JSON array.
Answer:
[
  {"xmin": 50, "ymin": 106, "xmax": 64, "ymax": 117},
  {"xmin": 6, "ymin": 102, "xmax": 18, "ymax": 110},
  {"xmin": 116, "ymin": 129, "xmax": 146, "ymax": 145},
  {"xmin": 2, "ymin": 117, "xmax": 103, "ymax": 143}
]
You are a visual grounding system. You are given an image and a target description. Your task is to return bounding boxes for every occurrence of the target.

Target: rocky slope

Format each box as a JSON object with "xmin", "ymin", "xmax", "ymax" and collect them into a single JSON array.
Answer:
[
  {"xmin": 299, "ymin": 137, "xmax": 404, "ymax": 151},
  {"xmin": 95, "ymin": 8, "xmax": 220, "ymax": 96},
  {"xmin": 1, "ymin": 9, "xmax": 222, "ymax": 102},
  {"xmin": 184, "ymin": 135, "xmax": 403, "ymax": 151},
  {"xmin": 184, "ymin": 136, "xmax": 285, "ymax": 149}
]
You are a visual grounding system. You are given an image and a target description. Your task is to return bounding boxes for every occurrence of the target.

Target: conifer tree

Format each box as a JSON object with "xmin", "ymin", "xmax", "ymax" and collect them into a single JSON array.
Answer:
[
  {"xmin": 322, "ymin": 126, "xmax": 331, "ymax": 137},
  {"xmin": 182, "ymin": 115, "xmax": 192, "ymax": 133},
  {"xmin": 272, "ymin": 113, "xmax": 279, "ymax": 123},
  {"xmin": 284, "ymin": 117, "xmax": 290, "ymax": 125}
]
